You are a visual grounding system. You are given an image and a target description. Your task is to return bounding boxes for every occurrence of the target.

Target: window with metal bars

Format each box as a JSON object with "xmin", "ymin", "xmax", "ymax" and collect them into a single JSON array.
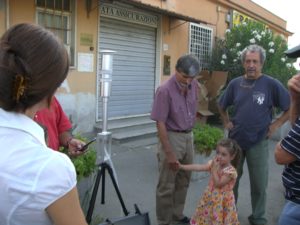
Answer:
[
  {"xmin": 35, "ymin": 0, "xmax": 75, "ymax": 66},
  {"xmin": 189, "ymin": 23, "xmax": 213, "ymax": 70}
]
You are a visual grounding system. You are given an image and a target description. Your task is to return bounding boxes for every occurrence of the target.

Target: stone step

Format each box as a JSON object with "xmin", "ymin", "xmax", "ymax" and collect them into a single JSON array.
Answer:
[
  {"xmin": 112, "ymin": 124, "xmax": 157, "ymax": 143},
  {"xmin": 94, "ymin": 115, "xmax": 157, "ymax": 144},
  {"xmin": 95, "ymin": 115, "xmax": 154, "ymax": 131},
  {"xmin": 120, "ymin": 135, "xmax": 158, "ymax": 149}
]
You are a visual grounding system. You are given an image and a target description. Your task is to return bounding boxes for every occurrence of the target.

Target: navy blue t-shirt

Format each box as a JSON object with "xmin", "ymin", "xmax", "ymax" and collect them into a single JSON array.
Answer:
[
  {"xmin": 281, "ymin": 117, "xmax": 300, "ymax": 204},
  {"xmin": 218, "ymin": 74, "xmax": 290, "ymax": 150}
]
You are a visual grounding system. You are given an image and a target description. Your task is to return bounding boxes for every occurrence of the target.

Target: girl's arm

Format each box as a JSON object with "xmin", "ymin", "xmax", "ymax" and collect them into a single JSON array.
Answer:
[
  {"xmin": 211, "ymin": 168, "xmax": 232, "ymax": 188},
  {"xmin": 46, "ymin": 187, "xmax": 88, "ymax": 225},
  {"xmin": 211, "ymin": 158, "xmax": 233, "ymax": 188},
  {"xmin": 179, "ymin": 160, "xmax": 211, "ymax": 172}
]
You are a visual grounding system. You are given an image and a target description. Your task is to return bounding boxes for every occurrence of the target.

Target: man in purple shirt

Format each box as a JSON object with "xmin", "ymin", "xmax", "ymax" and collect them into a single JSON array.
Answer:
[{"xmin": 151, "ymin": 54, "xmax": 200, "ymax": 225}]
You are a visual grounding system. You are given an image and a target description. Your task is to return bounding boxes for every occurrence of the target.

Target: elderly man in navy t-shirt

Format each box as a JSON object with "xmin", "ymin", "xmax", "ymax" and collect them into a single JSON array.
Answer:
[
  {"xmin": 275, "ymin": 44, "xmax": 300, "ymax": 225},
  {"xmin": 218, "ymin": 44, "xmax": 290, "ymax": 225}
]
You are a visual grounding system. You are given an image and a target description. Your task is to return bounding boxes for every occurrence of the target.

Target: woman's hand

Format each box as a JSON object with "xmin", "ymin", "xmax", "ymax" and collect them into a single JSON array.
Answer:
[{"xmin": 68, "ymin": 138, "xmax": 86, "ymax": 157}]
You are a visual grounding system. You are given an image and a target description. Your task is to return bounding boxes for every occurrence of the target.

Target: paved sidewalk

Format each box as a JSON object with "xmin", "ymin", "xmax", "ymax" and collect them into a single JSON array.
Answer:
[{"xmin": 83, "ymin": 139, "xmax": 285, "ymax": 225}]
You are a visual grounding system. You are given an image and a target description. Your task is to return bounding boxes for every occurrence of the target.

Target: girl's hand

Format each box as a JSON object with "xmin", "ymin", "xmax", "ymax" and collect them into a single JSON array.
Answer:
[
  {"xmin": 176, "ymin": 161, "xmax": 181, "ymax": 170},
  {"xmin": 212, "ymin": 156, "xmax": 220, "ymax": 171}
]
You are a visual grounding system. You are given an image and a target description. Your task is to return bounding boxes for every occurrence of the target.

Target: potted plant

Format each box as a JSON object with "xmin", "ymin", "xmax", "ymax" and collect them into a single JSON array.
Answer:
[
  {"xmin": 193, "ymin": 123, "xmax": 224, "ymax": 156},
  {"xmin": 192, "ymin": 123, "xmax": 223, "ymax": 181}
]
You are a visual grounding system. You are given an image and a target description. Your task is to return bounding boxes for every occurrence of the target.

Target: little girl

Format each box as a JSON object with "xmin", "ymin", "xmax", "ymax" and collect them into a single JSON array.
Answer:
[{"xmin": 179, "ymin": 138, "xmax": 241, "ymax": 225}]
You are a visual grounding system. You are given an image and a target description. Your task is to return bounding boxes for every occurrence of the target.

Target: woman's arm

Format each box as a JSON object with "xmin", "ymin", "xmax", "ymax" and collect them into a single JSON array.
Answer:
[{"xmin": 46, "ymin": 187, "xmax": 87, "ymax": 225}]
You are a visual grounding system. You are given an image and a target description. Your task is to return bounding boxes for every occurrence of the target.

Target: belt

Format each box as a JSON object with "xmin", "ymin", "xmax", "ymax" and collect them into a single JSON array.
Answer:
[{"xmin": 169, "ymin": 129, "xmax": 192, "ymax": 133}]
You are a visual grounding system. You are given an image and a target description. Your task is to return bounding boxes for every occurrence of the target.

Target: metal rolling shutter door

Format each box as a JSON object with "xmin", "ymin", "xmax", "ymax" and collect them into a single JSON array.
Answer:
[{"xmin": 98, "ymin": 17, "xmax": 156, "ymax": 119}]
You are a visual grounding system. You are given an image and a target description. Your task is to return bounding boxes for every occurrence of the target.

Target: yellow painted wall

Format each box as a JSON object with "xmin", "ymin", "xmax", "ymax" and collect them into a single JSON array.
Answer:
[
  {"xmin": 67, "ymin": 0, "xmax": 98, "ymax": 95},
  {"xmin": 5, "ymin": 0, "xmax": 99, "ymax": 95},
  {"xmin": 9, "ymin": 0, "xmax": 35, "ymax": 25},
  {"xmin": 134, "ymin": 0, "xmax": 229, "ymax": 38},
  {"xmin": 160, "ymin": 16, "xmax": 190, "ymax": 83}
]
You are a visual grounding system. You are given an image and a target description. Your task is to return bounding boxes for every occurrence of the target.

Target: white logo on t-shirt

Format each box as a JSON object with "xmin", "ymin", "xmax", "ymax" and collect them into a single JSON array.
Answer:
[{"xmin": 253, "ymin": 92, "xmax": 265, "ymax": 105}]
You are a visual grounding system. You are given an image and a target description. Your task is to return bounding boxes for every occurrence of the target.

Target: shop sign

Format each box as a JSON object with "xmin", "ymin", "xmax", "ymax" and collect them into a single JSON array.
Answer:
[
  {"xmin": 233, "ymin": 10, "xmax": 256, "ymax": 26},
  {"xmin": 100, "ymin": 3, "xmax": 158, "ymax": 27},
  {"xmin": 232, "ymin": 10, "xmax": 268, "ymax": 29}
]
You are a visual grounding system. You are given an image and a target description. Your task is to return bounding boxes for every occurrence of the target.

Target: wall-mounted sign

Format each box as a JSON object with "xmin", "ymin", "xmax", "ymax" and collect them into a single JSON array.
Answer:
[
  {"xmin": 232, "ymin": 10, "xmax": 268, "ymax": 29},
  {"xmin": 233, "ymin": 10, "xmax": 256, "ymax": 26},
  {"xmin": 77, "ymin": 53, "xmax": 94, "ymax": 72},
  {"xmin": 80, "ymin": 33, "xmax": 93, "ymax": 46},
  {"xmin": 163, "ymin": 55, "xmax": 171, "ymax": 75},
  {"xmin": 100, "ymin": 3, "xmax": 158, "ymax": 27}
]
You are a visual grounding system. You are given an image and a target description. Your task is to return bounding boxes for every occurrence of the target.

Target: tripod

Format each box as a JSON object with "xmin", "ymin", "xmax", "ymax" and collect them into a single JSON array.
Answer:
[{"xmin": 86, "ymin": 161, "xmax": 129, "ymax": 224}]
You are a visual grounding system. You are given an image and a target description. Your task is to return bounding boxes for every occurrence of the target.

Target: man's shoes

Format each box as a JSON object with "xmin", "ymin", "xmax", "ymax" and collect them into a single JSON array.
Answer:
[{"xmin": 178, "ymin": 216, "xmax": 190, "ymax": 224}]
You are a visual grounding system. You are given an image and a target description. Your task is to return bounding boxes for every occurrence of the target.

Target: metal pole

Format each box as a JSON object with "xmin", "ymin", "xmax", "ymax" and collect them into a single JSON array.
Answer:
[
  {"xmin": 97, "ymin": 50, "xmax": 115, "ymax": 163},
  {"xmin": 100, "ymin": 50, "xmax": 115, "ymax": 133}
]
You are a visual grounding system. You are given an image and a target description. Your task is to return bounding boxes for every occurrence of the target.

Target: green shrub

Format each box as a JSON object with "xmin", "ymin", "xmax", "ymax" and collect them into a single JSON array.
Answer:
[
  {"xmin": 210, "ymin": 20, "xmax": 297, "ymax": 86},
  {"xmin": 193, "ymin": 124, "xmax": 224, "ymax": 156},
  {"xmin": 60, "ymin": 134, "xmax": 97, "ymax": 181}
]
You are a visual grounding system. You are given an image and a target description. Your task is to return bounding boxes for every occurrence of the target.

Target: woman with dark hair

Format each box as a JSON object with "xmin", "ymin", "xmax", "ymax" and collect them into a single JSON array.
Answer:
[{"xmin": 0, "ymin": 23, "xmax": 87, "ymax": 225}]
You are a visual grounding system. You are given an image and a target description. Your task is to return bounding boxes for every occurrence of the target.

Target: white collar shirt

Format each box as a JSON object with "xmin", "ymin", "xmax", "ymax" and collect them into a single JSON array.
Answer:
[{"xmin": 0, "ymin": 108, "xmax": 76, "ymax": 225}]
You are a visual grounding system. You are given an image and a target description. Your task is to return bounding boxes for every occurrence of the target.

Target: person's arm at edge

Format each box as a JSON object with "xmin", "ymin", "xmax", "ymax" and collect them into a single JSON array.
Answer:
[
  {"xmin": 287, "ymin": 74, "xmax": 300, "ymax": 125},
  {"xmin": 290, "ymin": 99, "xmax": 299, "ymax": 126},
  {"xmin": 46, "ymin": 187, "xmax": 87, "ymax": 225},
  {"xmin": 54, "ymin": 97, "xmax": 85, "ymax": 153},
  {"xmin": 156, "ymin": 121, "xmax": 178, "ymax": 171},
  {"xmin": 274, "ymin": 142, "xmax": 297, "ymax": 165},
  {"xmin": 59, "ymin": 131, "xmax": 73, "ymax": 148}
]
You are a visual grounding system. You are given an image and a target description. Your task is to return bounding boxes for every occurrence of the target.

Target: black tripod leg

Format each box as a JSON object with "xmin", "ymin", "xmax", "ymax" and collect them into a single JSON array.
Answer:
[
  {"xmin": 101, "ymin": 163, "xmax": 106, "ymax": 204},
  {"xmin": 86, "ymin": 165, "xmax": 104, "ymax": 224},
  {"xmin": 106, "ymin": 164, "xmax": 130, "ymax": 216}
]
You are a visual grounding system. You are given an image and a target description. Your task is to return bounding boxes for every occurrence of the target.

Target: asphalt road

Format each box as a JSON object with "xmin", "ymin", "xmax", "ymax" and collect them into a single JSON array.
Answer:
[{"xmin": 77, "ymin": 138, "xmax": 286, "ymax": 225}]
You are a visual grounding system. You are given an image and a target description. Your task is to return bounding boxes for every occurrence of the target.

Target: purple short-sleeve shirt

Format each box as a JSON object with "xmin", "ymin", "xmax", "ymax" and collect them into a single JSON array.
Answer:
[{"xmin": 150, "ymin": 75, "xmax": 198, "ymax": 131}]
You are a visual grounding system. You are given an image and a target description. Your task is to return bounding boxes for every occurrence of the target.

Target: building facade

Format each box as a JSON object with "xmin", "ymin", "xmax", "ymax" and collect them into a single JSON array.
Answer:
[{"xmin": 0, "ymin": 0, "xmax": 292, "ymax": 135}]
